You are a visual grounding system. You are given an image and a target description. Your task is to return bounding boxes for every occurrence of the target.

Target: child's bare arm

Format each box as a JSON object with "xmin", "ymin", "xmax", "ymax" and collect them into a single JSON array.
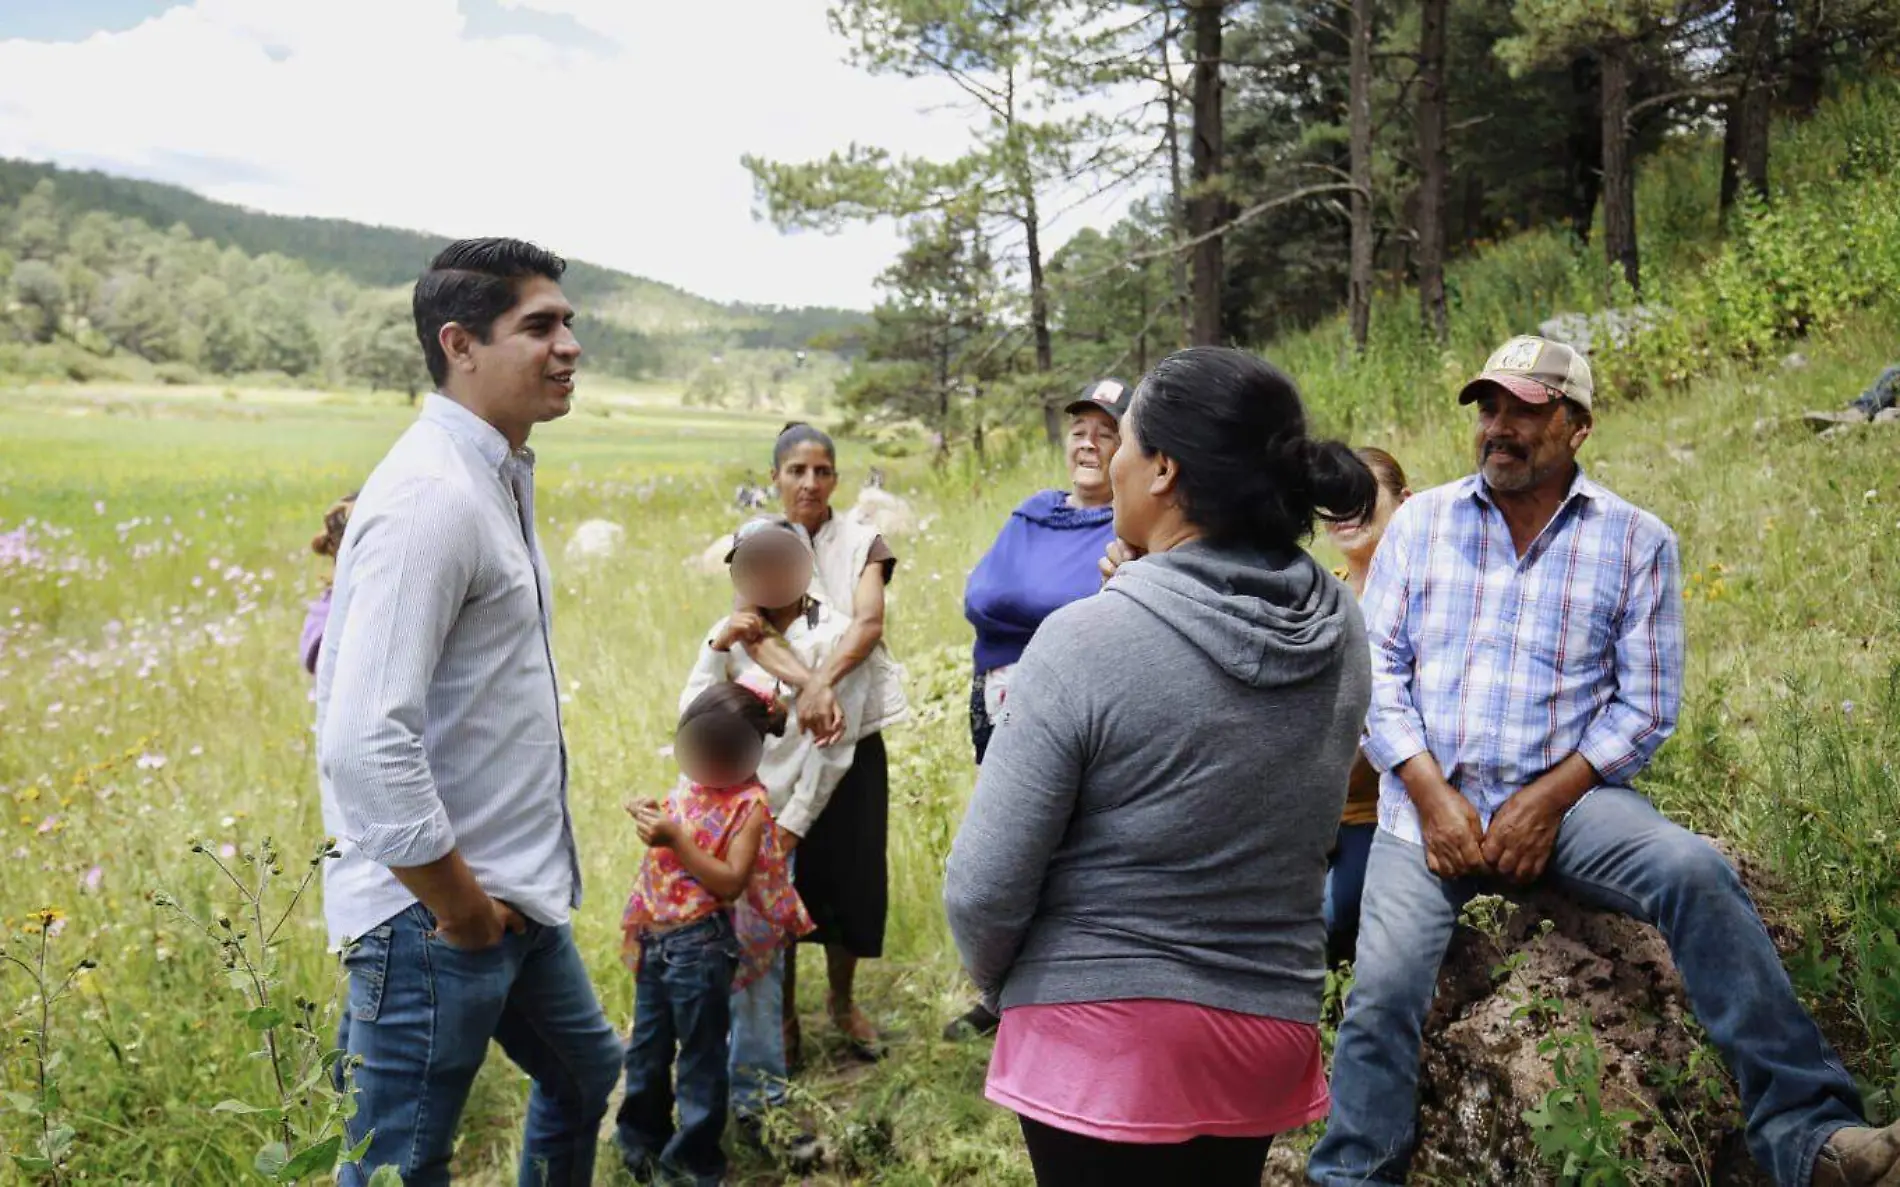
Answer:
[{"xmin": 664, "ymin": 806, "xmax": 765, "ymax": 903}]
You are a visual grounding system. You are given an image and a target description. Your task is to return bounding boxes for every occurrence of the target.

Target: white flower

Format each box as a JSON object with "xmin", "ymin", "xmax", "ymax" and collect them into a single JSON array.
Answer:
[{"xmin": 136, "ymin": 752, "xmax": 167, "ymax": 770}]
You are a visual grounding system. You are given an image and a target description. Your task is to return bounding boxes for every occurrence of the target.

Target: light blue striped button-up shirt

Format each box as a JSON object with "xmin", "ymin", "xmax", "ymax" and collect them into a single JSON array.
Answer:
[
  {"xmin": 315, "ymin": 395, "xmax": 578, "ymax": 946},
  {"xmin": 1363, "ymin": 469, "xmax": 1684, "ymax": 846}
]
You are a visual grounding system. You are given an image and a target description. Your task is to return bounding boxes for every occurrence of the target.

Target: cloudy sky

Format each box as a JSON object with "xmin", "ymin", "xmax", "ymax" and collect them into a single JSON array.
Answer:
[{"xmin": 0, "ymin": 0, "xmax": 1130, "ymax": 309}]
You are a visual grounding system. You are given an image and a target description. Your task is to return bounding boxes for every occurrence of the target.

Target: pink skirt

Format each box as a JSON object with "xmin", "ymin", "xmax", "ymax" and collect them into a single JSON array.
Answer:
[{"xmin": 986, "ymin": 998, "xmax": 1331, "ymax": 1144}]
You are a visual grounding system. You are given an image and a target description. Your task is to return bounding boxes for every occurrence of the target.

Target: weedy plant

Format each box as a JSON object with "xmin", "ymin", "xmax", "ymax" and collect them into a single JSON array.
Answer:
[
  {"xmin": 0, "ymin": 908, "xmax": 93, "ymax": 1183},
  {"xmin": 154, "ymin": 835, "xmax": 399, "ymax": 1185}
]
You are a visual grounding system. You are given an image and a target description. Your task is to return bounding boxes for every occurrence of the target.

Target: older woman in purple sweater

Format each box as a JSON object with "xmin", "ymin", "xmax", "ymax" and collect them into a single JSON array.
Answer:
[
  {"xmin": 963, "ymin": 379, "xmax": 1130, "ymax": 764},
  {"xmin": 946, "ymin": 378, "xmax": 1129, "ymax": 1042}
]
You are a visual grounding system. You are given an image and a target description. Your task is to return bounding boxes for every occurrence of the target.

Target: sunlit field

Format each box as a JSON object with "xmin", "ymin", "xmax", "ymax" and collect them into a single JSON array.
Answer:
[{"xmin": 3, "ymin": 306, "xmax": 1898, "ymax": 1183}]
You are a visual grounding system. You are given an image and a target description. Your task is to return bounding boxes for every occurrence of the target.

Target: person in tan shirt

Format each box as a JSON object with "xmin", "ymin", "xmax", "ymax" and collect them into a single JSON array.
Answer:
[{"xmin": 1322, "ymin": 447, "xmax": 1410, "ymax": 966}]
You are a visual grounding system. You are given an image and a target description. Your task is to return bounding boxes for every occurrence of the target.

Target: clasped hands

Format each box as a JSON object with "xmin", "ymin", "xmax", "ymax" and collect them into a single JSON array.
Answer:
[
  {"xmin": 711, "ymin": 610, "xmax": 846, "ymax": 746},
  {"xmin": 1413, "ymin": 774, "xmax": 1567, "ymax": 884}
]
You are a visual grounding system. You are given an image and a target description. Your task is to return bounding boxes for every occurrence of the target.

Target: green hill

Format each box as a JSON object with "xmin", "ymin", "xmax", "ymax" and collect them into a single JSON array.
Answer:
[{"xmin": 0, "ymin": 156, "xmax": 867, "ymax": 388}]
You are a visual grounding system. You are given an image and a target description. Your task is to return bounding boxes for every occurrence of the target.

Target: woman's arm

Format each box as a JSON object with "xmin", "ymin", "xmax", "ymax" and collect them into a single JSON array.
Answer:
[
  {"xmin": 814, "ymin": 561, "xmax": 887, "ymax": 687},
  {"xmin": 942, "ymin": 647, "xmax": 1085, "ymax": 997},
  {"xmin": 740, "ymin": 627, "xmax": 820, "ymax": 690},
  {"xmin": 740, "ymin": 612, "xmax": 847, "ymax": 743}
]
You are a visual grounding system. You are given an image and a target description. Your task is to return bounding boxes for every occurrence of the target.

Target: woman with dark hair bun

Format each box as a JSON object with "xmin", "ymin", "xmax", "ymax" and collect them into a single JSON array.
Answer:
[{"xmin": 945, "ymin": 347, "xmax": 1376, "ymax": 1185}]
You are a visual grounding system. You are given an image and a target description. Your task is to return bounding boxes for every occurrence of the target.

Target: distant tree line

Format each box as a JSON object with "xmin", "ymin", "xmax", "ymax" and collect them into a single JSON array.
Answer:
[{"xmin": 0, "ymin": 158, "xmax": 870, "ymax": 393}]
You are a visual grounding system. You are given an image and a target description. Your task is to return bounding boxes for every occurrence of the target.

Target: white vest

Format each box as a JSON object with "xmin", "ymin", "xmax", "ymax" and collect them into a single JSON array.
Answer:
[{"xmin": 810, "ymin": 512, "xmax": 911, "ymax": 736}]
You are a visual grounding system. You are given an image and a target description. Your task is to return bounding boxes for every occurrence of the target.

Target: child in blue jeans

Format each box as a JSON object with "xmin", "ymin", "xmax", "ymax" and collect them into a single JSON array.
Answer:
[{"xmin": 615, "ymin": 684, "xmax": 810, "ymax": 1186}]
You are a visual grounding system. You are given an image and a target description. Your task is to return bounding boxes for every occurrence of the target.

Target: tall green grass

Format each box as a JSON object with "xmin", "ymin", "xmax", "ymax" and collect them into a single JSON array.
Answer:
[{"xmin": 1, "ymin": 83, "xmax": 1897, "ymax": 1184}]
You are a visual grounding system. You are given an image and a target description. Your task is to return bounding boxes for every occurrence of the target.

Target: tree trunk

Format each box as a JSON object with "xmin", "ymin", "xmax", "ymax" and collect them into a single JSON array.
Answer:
[
  {"xmin": 1025, "ymin": 196, "xmax": 1059, "ymax": 445},
  {"xmin": 1348, "ymin": 0, "xmax": 1375, "ymax": 353},
  {"xmin": 1782, "ymin": 0, "xmax": 1827, "ymax": 117},
  {"xmin": 1567, "ymin": 55, "xmax": 1603, "ymax": 243},
  {"xmin": 937, "ymin": 336, "xmax": 952, "ymax": 463},
  {"xmin": 1720, "ymin": 0, "xmax": 1775, "ymax": 214},
  {"xmin": 1599, "ymin": 42, "xmax": 1640, "ymax": 295},
  {"xmin": 1136, "ymin": 264, "xmax": 1151, "ymax": 375},
  {"xmin": 1160, "ymin": 14, "xmax": 1192, "ymax": 349},
  {"xmin": 1188, "ymin": 0, "xmax": 1226, "ymax": 347},
  {"xmin": 1005, "ymin": 58, "xmax": 1060, "ymax": 447},
  {"xmin": 1416, "ymin": 0, "xmax": 1450, "ymax": 345}
]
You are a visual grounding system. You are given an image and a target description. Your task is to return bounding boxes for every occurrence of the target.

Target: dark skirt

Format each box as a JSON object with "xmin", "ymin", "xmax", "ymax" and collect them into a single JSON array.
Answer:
[{"xmin": 794, "ymin": 731, "xmax": 888, "ymax": 958}]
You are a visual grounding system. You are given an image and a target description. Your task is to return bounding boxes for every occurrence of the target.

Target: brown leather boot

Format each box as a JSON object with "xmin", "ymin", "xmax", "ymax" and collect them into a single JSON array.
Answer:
[{"xmin": 1812, "ymin": 1121, "xmax": 1900, "ymax": 1187}]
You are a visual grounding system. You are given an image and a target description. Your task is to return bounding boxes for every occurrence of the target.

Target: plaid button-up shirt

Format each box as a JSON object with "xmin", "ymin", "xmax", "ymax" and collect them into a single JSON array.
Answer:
[{"xmin": 1361, "ymin": 469, "xmax": 1684, "ymax": 844}]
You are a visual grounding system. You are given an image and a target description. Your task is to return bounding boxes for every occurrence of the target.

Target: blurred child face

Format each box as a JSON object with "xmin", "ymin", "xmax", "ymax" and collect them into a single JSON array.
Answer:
[
  {"xmin": 730, "ymin": 532, "xmax": 814, "ymax": 610},
  {"xmin": 675, "ymin": 728, "xmax": 762, "ymax": 790}
]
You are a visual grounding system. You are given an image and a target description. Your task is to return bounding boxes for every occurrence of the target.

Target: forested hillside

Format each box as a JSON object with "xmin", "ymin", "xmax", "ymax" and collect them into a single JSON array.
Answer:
[
  {"xmin": 0, "ymin": 157, "xmax": 866, "ymax": 392},
  {"xmin": 752, "ymin": 0, "xmax": 1898, "ymax": 454}
]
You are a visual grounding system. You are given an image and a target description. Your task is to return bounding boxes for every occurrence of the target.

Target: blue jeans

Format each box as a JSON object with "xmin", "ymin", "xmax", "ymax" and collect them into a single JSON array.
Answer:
[
  {"xmin": 1324, "ymin": 823, "xmax": 1377, "ymax": 966},
  {"xmin": 1308, "ymin": 788, "xmax": 1863, "ymax": 1187},
  {"xmin": 1851, "ymin": 365, "xmax": 1900, "ymax": 417},
  {"xmin": 616, "ymin": 915, "xmax": 738, "ymax": 1187},
  {"xmin": 729, "ymin": 950, "xmax": 789, "ymax": 1119},
  {"xmin": 337, "ymin": 903, "xmax": 623, "ymax": 1187}
]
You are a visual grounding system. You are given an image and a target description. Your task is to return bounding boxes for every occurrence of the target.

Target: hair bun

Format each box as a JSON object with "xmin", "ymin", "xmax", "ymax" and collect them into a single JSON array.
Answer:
[
  {"xmin": 1305, "ymin": 439, "xmax": 1379, "ymax": 524},
  {"xmin": 1261, "ymin": 434, "xmax": 1316, "ymax": 490}
]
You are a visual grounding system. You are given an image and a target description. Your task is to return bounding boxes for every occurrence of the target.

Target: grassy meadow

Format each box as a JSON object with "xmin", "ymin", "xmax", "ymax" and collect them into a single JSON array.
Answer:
[
  {"xmin": 3, "ymin": 308, "xmax": 1899, "ymax": 1183},
  {"xmin": 4, "ymin": 82, "xmax": 1900, "ymax": 1185}
]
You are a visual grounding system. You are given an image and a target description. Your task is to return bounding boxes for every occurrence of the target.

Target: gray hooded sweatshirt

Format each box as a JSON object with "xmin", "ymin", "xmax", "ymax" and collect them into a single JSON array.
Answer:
[{"xmin": 943, "ymin": 539, "xmax": 1369, "ymax": 1024}]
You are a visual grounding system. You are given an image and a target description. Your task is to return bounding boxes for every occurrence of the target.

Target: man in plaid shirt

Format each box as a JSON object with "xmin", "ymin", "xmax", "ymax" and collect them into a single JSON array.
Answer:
[{"xmin": 1308, "ymin": 337, "xmax": 1896, "ymax": 1187}]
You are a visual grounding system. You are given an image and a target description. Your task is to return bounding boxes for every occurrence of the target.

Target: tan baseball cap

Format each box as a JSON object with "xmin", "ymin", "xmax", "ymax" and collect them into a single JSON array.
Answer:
[{"xmin": 1458, "ymin": 335, "xmax": 1594, "ymax": 412}]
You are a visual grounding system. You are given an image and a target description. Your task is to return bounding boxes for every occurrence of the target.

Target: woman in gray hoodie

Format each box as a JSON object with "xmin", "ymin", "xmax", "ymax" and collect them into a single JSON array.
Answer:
[{"xmin": 944, "ymin": 346, "xmax": 1377, "ymax": 1186}]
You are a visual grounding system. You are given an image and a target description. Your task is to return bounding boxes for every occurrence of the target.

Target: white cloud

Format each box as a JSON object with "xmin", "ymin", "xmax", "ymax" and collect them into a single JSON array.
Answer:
[{"xmin": 0, "ymin": 0, "xmax": 1130, "ymax": 309}]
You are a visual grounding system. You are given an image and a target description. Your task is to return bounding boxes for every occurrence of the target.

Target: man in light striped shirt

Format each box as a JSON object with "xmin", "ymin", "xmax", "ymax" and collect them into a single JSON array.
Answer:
[
  {"xmin": 315, "ymin": 238, "xmax": 621, "ymax": 1187},
  {"xmin": 1310, "ymin": 337, "xmax": 1896, "ymax": 1187}
]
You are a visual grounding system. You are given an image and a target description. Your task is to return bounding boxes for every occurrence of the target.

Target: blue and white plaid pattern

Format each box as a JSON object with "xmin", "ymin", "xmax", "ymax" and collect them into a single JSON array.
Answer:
[{"xmin": 1361, "ymin": 470, "xmax": 1684, "ymax": 844}]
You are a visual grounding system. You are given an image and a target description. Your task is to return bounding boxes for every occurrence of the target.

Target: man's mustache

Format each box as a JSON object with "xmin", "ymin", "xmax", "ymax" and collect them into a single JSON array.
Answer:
[{"xmin": 1483, "ymin": 440, "xmax": 1527, "ymax": 459}]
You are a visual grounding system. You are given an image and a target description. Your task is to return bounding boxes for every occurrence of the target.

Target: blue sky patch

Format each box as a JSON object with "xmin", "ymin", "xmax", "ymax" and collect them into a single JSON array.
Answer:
[
  {"xmin": 0, "ymin": 0, "xmax": 173, "ymax": 43},
  {"xmin": 460, "ymin": 0, "xmax": 607, "ymax": 52}
]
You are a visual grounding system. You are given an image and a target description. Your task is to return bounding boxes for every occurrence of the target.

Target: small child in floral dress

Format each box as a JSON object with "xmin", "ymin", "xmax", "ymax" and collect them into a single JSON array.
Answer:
[{"xmin": 613, "ymin": 683, "xmax": 813, "ymax": 1187}]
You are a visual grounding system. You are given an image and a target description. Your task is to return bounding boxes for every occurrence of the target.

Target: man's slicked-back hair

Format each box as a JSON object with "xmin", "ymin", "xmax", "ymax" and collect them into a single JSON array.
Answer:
[{"xmin": 413, "ymin": 238, "xmax": 567, "ymax": 386}]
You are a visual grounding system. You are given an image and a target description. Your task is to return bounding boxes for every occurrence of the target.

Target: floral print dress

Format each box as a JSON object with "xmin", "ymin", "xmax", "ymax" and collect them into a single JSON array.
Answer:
[{"xmin": 620, "ymin": 776, "xmax": 813, "ymax": 991}]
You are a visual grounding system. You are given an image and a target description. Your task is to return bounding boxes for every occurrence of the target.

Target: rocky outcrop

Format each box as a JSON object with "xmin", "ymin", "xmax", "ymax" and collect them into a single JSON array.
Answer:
[{"xmin": 1270, "ymin": 843, "xmax": 1789, "ymax": 1185}]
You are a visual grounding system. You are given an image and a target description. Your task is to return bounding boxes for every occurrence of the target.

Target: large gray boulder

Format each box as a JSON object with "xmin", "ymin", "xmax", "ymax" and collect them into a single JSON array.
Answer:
[{"xmin": 1539, "ymin": 307, "xmax": 1666, "ymax": 357}]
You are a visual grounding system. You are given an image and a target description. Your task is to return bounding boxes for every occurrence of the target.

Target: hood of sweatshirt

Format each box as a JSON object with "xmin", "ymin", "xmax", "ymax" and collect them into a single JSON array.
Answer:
[
  {"xmin": 1107, "ymin": 539, "xmax": 1352, "ymax": 688},
  {"xmin": 1013, "ymin": 488, "xmax": 1115, "ymax": 531}
]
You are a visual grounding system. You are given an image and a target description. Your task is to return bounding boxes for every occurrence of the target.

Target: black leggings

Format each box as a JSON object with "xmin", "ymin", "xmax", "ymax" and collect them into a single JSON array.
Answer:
[{"xmin": 1019, "ymin": 1116, "xmax": 1273, "ymax": 1187}]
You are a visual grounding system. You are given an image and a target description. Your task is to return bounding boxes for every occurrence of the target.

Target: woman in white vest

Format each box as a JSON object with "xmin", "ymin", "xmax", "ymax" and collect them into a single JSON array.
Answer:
[{"xmin": 759, "ymin": 422, "xmax": 910, "ymax": 1064}]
